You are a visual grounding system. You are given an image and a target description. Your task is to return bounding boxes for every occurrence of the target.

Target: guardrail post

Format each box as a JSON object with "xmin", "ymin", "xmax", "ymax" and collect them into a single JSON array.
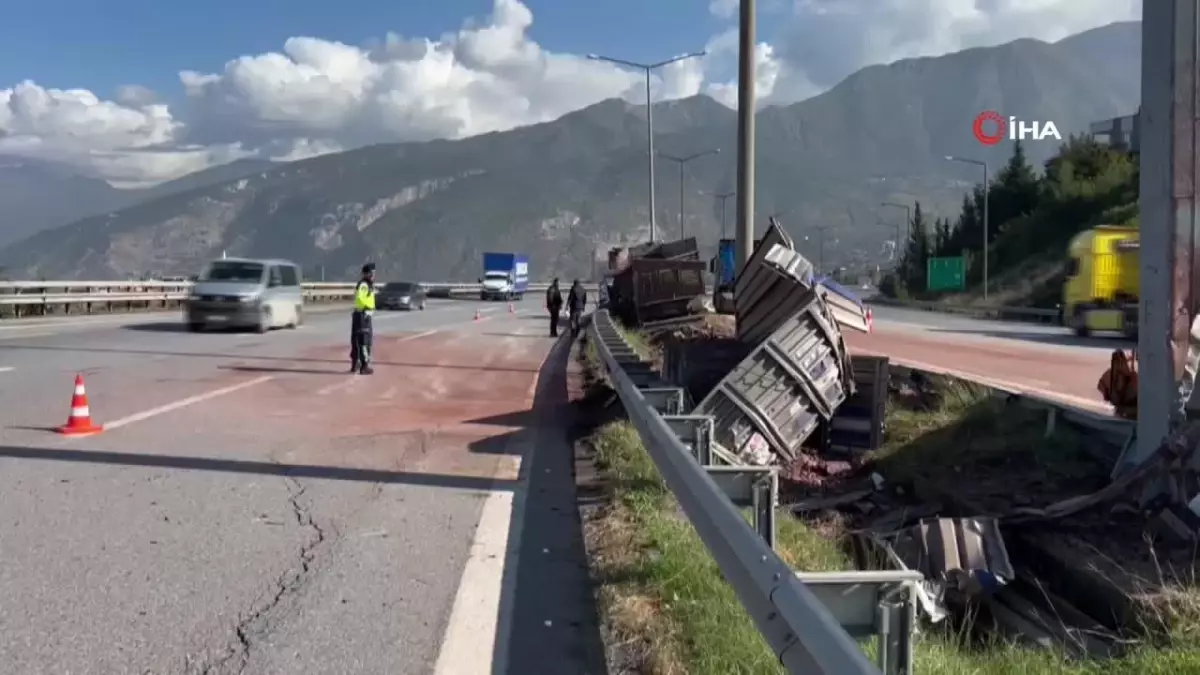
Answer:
[
  {"xmin": 794, "ymin": 571, "xmax": 921, "ymax": 675},
  {"xmin": 661, "ymin": 415, "xmax": 715, "ymax": 464},
  {"xmin": 752, "ymin": 471, "xmax": 777, "ymax": 549},
  {"xmin": 1044, "ymin": 406, "xmax": 1058, "ymax": 437},
  {"xmin": 705, "ymin": 466, "xmax": 778, "ymax": 549},
  {"xmin": 640, "ymin": 387, "xmax": 686, "ymax": 415}
]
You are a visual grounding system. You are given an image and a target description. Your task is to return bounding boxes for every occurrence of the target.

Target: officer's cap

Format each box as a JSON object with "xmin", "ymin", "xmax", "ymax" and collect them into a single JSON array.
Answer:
[{"xmin": 362, "ymin": 262, "xmax": 376, "ymax": 275}]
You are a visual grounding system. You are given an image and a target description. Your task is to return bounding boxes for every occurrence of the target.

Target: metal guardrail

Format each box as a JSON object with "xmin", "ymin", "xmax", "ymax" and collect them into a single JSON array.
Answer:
[
  {"xmin": 590, "ymin": 309, "xmax": 924, "ymax": 675},
  {"xmin": 0, "ymin": 281, "xmax": 553, "ymax": 316},
  {"xmin": 867, "ymin": 297, "xmax": 1060, "ymax": 324}
]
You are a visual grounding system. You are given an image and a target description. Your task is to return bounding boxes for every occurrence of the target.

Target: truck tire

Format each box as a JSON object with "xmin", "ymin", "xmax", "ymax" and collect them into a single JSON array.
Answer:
[{"xmin": 1071, "ymin": 308, "xmax": 1089, "ymax": 337}]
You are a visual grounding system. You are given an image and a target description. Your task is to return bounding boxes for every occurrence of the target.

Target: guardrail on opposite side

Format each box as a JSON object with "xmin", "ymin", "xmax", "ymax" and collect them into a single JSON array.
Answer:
[
  {"xmin": 867, "ymin": 297, "xmax": 1061, "ymax": 324},
  {"xmin": 588, "ymin": 308, "xmax": 891, "ymax": 675},
  {"xmin": 0, "ymin": 281, "xmax": 553, "ymax": 318}
]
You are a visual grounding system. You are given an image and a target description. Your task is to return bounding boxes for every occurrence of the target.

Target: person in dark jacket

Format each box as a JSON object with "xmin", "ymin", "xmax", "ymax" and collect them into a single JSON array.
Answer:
[
  {"xmin": 567, "ymin": 279, "xmax": 586, "ymax": 335},
  {"xmin": 546, "ymin": 278, "xmax": 563, "ymax": 337}
]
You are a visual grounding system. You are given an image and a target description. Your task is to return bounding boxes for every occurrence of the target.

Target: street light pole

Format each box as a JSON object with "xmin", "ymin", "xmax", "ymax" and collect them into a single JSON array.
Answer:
[
  {"xmin": 714, "ymin": 191, "xmax": 736, "ymax": 238},
  {"xmin": 880, "ymin": 201, "xmax": 911, "ymax": 242},
  {"xmin": 587, "ymin": 51, "xmax": 707, "ymax": 243},
  {"xmin": 658, "ymin": 149, "xmax": 721, "ymax": 237},
  {"xmin": 945, "ymin": 155, "xmax": 990, "ymax": 300},
  {"xmin": 880, "ymin": 202, "xmax": 912, "ymax": 278}
]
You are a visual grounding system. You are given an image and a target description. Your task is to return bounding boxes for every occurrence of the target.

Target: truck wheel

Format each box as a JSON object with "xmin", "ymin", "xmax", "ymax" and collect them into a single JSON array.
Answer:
[{"xmin": 1071, "ymin": 309, "xmax": 1089, "ymax": 337}]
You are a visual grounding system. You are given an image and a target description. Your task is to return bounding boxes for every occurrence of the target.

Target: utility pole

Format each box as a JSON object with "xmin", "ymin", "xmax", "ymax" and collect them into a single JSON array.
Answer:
[
  {"xmin": 658, "ymin": 149, "xmax": 720, "ymax": 238},
  {"xmin": 945, "ymin": 155, "xmax": 990, "ymax": 300},
  {"xmin": 588, "ymin": 50, "xmax": 707, "ymax": 243},
  {"xmin": 735, "ymin": 0, "xmax": 756, "ymax": 273}
]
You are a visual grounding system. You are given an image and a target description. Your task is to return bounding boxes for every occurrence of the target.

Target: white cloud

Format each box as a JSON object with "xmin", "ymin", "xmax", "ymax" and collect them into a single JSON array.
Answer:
[{"xmin": 0, "ymin": 0, "xmax": 1142, "ymax": 187}]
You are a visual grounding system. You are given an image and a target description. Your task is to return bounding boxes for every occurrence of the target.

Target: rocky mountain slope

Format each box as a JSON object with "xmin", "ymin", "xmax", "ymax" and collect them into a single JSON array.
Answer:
[
  {"xmin": 0, "ymin": 21, "xmax": 1141, "ymax": 281},
  {"xmin": 0, "ymin": 157, "xmax": 274, "ymax": 250}
]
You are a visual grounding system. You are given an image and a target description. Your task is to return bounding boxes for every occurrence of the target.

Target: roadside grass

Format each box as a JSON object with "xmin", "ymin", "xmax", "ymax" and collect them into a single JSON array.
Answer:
[{"xmin": 583, "ymin": 331, "xmax": 1200, "ymax": 674}]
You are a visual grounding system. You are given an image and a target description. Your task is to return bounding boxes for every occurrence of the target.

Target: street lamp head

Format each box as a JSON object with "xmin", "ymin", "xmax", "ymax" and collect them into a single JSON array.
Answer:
[{"xmin": 944, "ymin": 155, "xmax": 955, "ymax": 161}]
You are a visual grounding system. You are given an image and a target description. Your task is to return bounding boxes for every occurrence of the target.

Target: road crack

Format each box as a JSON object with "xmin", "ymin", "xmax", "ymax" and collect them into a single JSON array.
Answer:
[{"xmin": 191, "ymin": 476, "xmax": 328, "ymax": 675}]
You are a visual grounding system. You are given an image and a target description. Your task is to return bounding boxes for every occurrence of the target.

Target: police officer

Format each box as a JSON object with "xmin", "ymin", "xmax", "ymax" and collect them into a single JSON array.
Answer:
[
  {"xmin": 546, "ymin": 278, "xmax": 563, "ymax": 337},
  {"xmin": 350, "ymin": 263, "xmax": 377, "ymax": 375}
]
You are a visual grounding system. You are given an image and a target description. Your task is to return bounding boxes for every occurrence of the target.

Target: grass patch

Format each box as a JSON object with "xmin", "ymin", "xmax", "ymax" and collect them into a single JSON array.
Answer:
[
  {"xmin": 868, "ymin": 375, "xmax": 1109, "ymax": 511},
  {"xmin": 583, "ymin": 358, "xmax": 1200, "ymax": 674}
]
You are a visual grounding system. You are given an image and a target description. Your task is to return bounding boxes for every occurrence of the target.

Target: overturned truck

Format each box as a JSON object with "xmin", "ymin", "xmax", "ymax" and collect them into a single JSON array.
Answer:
[{"xmin": 664, "ymin": 218, "xmax": 882, "ymax": 466}]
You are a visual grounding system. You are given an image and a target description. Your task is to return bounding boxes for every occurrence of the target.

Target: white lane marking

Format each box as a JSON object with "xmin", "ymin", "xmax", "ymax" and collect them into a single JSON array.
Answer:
[
  {"xmin": 317, "ymin": 377, "xmax": 361, "ymax": 396},
  {"xmin": 399, "ymin": 329, "xmax": 439, "ymax": 342},
  {"xmin": 433, "ymin": 337, "xmax": 557, "ymax": 675},
  {"xmin": 0, "ymin": 367, "xmax": 13, "ymax": 373},
  {"xmin": 103, "ymin": 376, "xmax": 275, "ymax": 430}
]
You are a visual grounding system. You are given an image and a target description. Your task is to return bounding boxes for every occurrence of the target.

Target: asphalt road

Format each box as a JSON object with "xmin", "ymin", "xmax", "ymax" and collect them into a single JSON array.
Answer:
[
  {"xmin": 853, "ymin": 304, "xmax": 1129, "ymax": 412},
  {"xmin": 0, "ymin": 299, "xmax": 604, "ymax": 675}
]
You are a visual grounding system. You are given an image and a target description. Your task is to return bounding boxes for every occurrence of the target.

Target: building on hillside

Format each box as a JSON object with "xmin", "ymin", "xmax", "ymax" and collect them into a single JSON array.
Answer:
[{"xmin": 1090, "ymin": 111, "xmax": 1140, "ymax": 154}]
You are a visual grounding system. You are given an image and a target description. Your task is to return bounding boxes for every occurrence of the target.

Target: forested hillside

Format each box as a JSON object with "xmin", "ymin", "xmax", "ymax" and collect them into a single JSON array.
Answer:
[{"xmin": 883, "ymin": 135, "xmax": 1139, "ymax": 308}]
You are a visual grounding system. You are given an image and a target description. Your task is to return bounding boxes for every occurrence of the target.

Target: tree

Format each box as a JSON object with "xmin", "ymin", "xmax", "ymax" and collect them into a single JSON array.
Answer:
[{"xmin": 900, "ymin": 202, "xmax": 932, "ymax": 291}]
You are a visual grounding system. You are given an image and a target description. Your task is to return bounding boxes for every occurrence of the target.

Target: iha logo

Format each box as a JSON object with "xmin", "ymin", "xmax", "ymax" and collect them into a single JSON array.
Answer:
[{"xmin": 972, "ymin": 110, "xmax": 1062, "ymax": 145}]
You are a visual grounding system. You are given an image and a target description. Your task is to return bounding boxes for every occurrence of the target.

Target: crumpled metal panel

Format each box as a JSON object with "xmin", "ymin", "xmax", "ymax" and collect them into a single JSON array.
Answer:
[
  {"xmin": 696, "ymin": 299, "xmax": 852, "ymax": 464},
  {"xmin": 882, "ymin": 517, "xmax": 1014, "ymax": 597},
  {"xmin": 735, "ymin": 221, "xmax": 795, "ymax": 344},
  {"xmin": 734, "ymin": 218, "xmax": 869, "ymax": 344},
  {"xmin": 827, "ymin": 355, "xmax": 889, "ymax": 456}
]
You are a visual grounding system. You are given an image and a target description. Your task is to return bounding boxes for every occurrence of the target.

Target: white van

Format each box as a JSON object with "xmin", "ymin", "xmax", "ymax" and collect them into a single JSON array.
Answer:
[{"xmin": 185, "ymin": 257, "xmax": 305, "ymax": 332}]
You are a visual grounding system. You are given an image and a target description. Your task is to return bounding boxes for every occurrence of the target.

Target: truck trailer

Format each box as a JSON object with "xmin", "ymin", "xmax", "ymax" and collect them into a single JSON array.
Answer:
[{"xmin": 479, "ymin": 252, "xmax": 529, "ymax": 301}]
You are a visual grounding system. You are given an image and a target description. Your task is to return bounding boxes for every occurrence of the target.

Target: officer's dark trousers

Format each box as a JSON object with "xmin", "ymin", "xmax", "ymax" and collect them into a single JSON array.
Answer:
[
  {"xmin": 549, "ymin": 308, "xmax": 561, "ymax": 336},
  {"xmin": 350, "ymin": 311, "xmax": 374, "ymax": 370}
]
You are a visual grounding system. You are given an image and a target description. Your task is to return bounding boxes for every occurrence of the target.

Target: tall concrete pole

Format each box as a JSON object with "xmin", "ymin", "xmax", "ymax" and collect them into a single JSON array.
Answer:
[
  {"xmin": 735, "ymin": 0, "xmax": 756, "ymax": 273},
  {"xmin": 1131, "ymin": 1, "xmax": 1198, "ymax": 471}
]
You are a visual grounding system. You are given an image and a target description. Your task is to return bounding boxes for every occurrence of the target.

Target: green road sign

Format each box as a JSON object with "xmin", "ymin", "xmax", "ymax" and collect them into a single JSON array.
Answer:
[{"xmin": 927, "ymin": 256, "xmax": 966, "ymax": 291}]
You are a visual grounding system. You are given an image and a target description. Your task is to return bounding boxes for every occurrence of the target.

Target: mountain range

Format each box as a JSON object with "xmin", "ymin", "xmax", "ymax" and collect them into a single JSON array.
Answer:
[{"xmin": 0, "ymin": 20, "xmax": 1142, "ymax": 281}]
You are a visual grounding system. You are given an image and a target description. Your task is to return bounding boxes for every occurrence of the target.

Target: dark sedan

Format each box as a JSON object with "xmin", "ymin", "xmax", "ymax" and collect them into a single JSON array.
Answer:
[{"xmin": 377, "ymin": 282, "xmax": 427, "ymax": 310}]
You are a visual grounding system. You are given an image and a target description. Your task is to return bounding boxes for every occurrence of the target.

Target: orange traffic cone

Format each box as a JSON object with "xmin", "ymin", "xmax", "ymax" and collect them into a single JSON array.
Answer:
[
  {"xmin": 866, "ymin": 308, "xmax": 873, "ymax": 333},
  {"xmin": 508, "ymin": 303, "xmax": 515, "ymax": 313},
  {"xmin": 474, "ymin": 309, "xmax": 482, "ymax": 321},
  {"xmin": 57, "ymin": 374, "xmax": 103, "ymax": 436}
]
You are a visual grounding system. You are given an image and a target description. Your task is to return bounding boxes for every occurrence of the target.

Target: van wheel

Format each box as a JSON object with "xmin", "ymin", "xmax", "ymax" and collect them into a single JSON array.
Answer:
[
  {"xmin": 290, "ymin": 306, "xmax": 303, "ymax": 328},
  {"xmin": 256, "ymin": 308, "xmax": 271, "ymax": 333}
]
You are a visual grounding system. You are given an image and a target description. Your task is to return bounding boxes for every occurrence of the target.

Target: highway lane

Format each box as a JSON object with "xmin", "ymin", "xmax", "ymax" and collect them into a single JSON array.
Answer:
[
  {"xmin": 0, "ymin": 299, "xmax": 602, "ymax": 674},
  {"xmin": 854, "ymin": 304, "xmax": 1130, "ymax": 412}
]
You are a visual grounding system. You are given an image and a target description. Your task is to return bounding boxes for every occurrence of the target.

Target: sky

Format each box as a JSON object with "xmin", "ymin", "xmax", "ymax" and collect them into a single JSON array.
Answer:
[{"xmin": 0, "ymin": 0, "xmax": 1141, "ymax": 188}]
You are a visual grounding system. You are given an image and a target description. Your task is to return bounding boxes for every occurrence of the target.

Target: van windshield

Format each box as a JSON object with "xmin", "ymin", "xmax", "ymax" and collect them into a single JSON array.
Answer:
[
  {"xmin": 203, "ymin": 261, "xmax": 265, "ymax": 282},
  {"xmin": 484, "ymin": 271, "xmax": 510, "ymax": 280}
]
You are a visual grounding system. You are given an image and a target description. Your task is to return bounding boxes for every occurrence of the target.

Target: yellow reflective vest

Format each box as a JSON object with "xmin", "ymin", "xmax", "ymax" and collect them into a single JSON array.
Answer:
[{"xmin": 354, "ymin": 280, "xmax": 376, "ymax": 311}]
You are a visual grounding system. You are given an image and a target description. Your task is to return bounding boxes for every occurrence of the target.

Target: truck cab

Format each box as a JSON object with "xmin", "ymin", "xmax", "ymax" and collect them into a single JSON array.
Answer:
[{"xmin": 1062, "ymin": 226, "xmax": 1139, "ymax": 338}]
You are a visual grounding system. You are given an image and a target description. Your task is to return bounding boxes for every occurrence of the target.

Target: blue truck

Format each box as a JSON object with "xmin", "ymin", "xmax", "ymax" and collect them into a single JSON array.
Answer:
[{"xmin": 479, "ymin": 252, "xmax": 529, "ymax": 301}]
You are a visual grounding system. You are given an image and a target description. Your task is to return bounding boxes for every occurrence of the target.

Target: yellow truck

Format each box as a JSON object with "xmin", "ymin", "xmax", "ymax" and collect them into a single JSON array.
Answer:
[{"xmin": 1062, "ymin": 226, "xmax": 1139, "ymax": 337}]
